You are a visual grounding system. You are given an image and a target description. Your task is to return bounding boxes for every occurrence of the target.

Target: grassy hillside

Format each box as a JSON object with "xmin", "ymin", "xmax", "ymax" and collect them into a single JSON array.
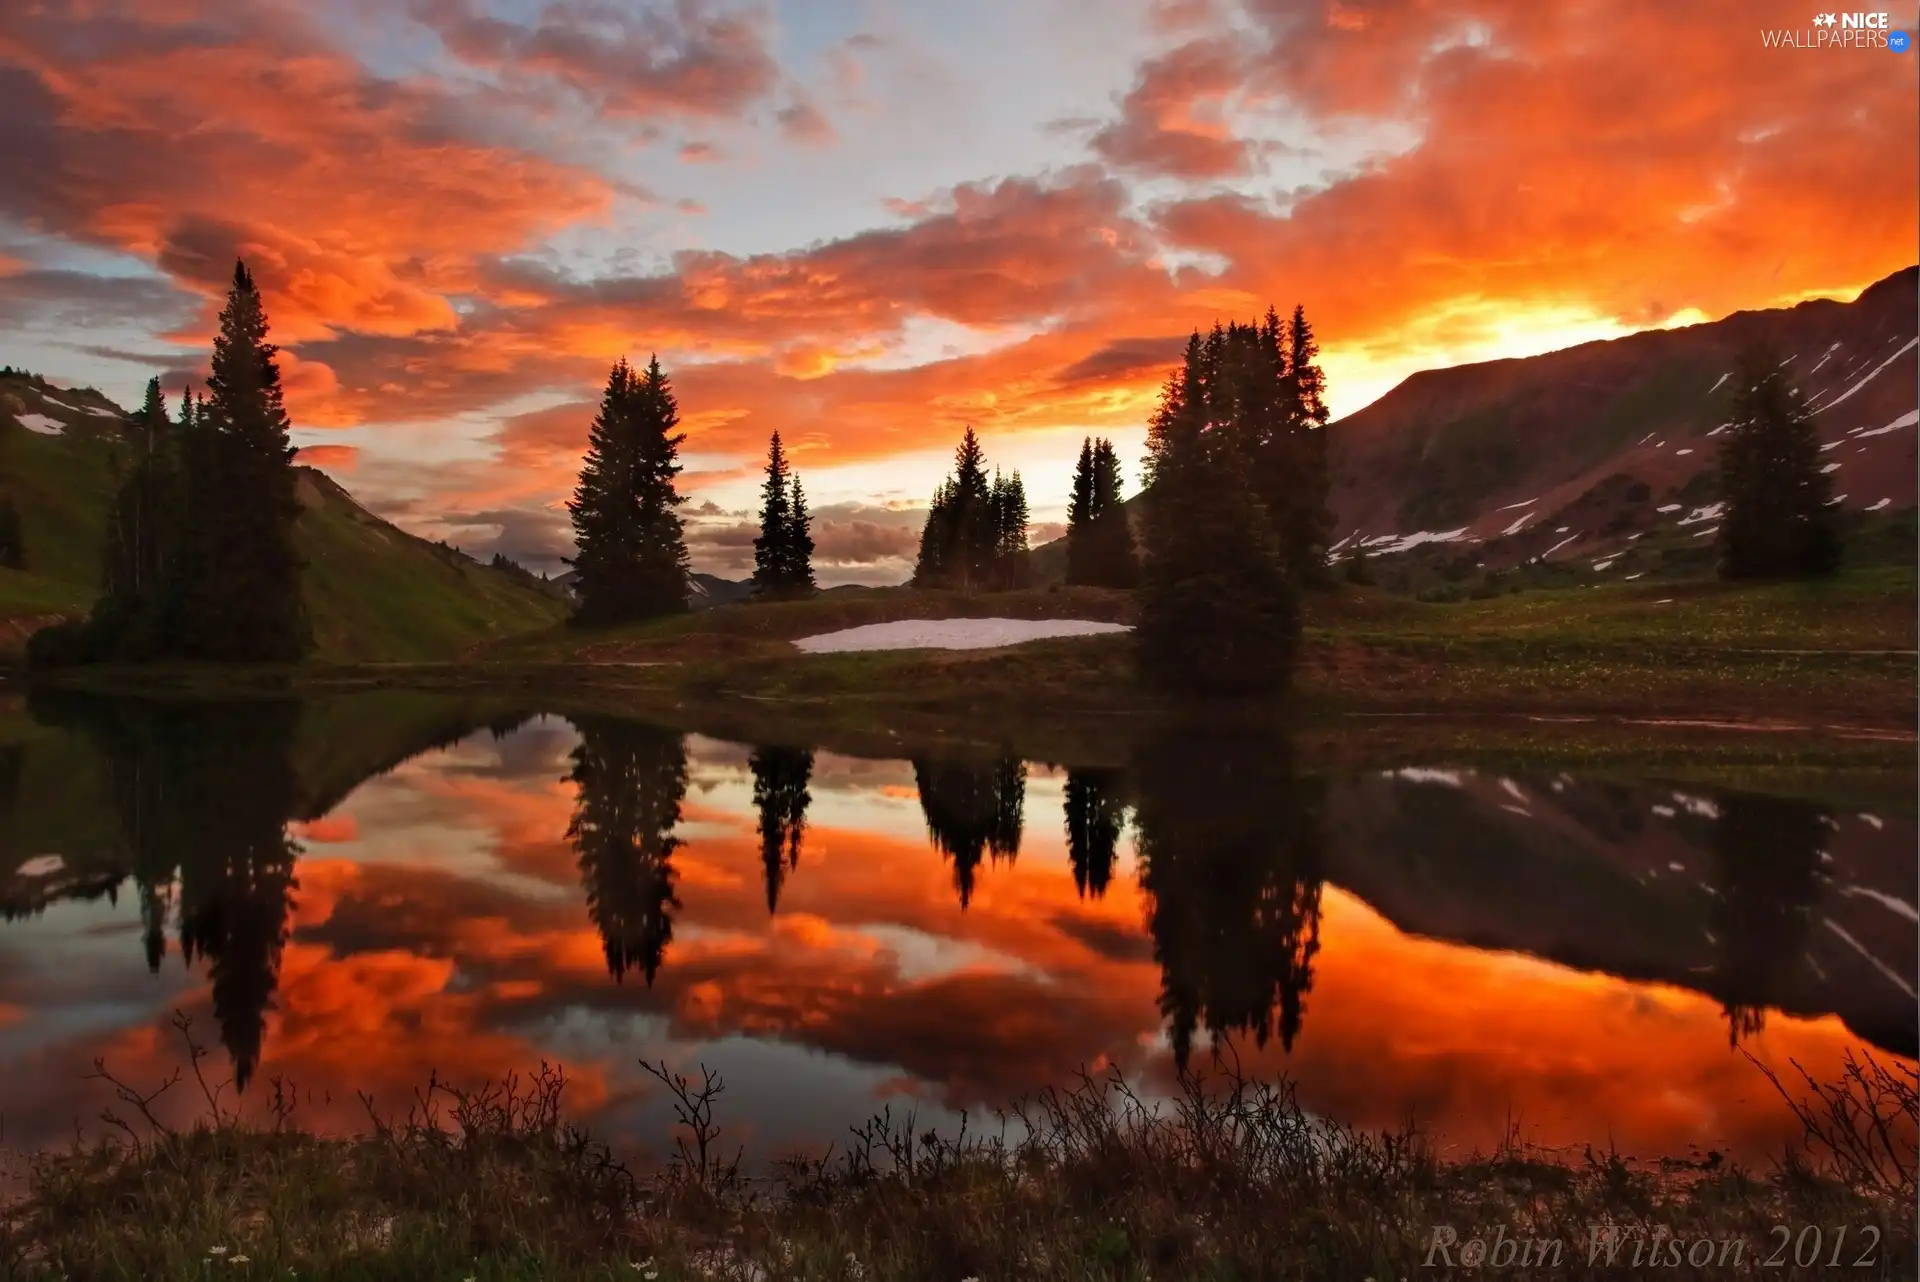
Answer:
[{"xmin": 0, "ymin": 373, "xmax": 566, "ymax": 661}]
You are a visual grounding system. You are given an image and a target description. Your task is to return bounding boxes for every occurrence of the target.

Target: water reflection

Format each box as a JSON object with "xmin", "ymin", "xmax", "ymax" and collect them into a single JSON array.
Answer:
[
  {"xmin": 0, "ymin": 693, "xmax": 1913, "ymax": 1166},
  {"xmin": 912, "ymin": 755, "xmax": 1026, "ymax": 909},
  {"xmin": 1062, "ymin": 767, "xmax": 1125, "ymax": 900},
  {"xmin": 1710, "ymin": 793, "xmax": 1827, "ymax": 1046},
  {"xmin": 1134, "ymin": 730, "xmax": 1324, "ymax": 1070},
  {"xmin": 750, "ymin": 745, "xmax": 814, "ymax": 915},
  {"xmin": 566, "ymin": 717, "xmax": 686, "ymax": 986}
]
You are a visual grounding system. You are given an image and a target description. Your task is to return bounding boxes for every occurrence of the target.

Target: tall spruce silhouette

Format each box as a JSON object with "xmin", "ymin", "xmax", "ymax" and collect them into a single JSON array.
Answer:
[
  {"xmin": 1063, "ymin": 767, "xmax": 1126, "ymax": 898},
  {"xmin": 1718, "ymin": 343, "xmax": 1841, "ymax": 579},
  {"xmin": 1133, "ymin": 727, "xmax": 1325, "ymax": 1071},
  {"xmin": 156, "ymin": 262, "xmax": 309, "ymax": 662},
  {"xmin": 0, "ymin": 495, "xmax": 22, "ymax": 571},
  {"xmin": 911, "ymin": 427, "xmax": 1000, "ymax": 590},
  {"xmin": 750, "ymin": 745, "xmax": 815, "ymax": 913},
  {"xmin": 912, "ymin": 755, "xmax": 1026, "ymax": 908},
  {"xmin": 752, "ymin": 433, "xmax": 816, "ymax": 598},
  {"xmin": 1065, "ymin": 438, "xmax": 1136, "ymax": 588},
  {"xmin": 1708, "ymin": 791, "xmax": 1827, "ymax": 1045},
  {"xmin": 96, "ymin": 378, "xmax": 176, "ymax": 644},
  {"xmin": 565, "ymin": 717, "xmax": 687, "ymax": 985},
  {"xmin": 1138, "ymin": 326, "xmax": 1298, "ymax": 694},
  {"xmin": 567, "ymin": 357, "xmax": 691, "ymax": 624}
]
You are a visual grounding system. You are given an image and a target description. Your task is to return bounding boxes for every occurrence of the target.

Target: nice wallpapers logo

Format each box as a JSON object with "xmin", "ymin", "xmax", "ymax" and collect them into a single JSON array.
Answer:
[{"xmin": 1761, "ymin": 11, "xmax": 1912, "ymax": 48}]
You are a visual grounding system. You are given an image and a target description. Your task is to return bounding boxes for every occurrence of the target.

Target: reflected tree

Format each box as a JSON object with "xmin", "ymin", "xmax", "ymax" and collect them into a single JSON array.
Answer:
[
  {"xmin": 913, "ymin": 756, "xmax": 1025, "ymax": 909},
  {"xmin": 1709, "ymin": 791, "xmax": 1827, "ymax": 1045},
  {"xmin": 1133, "ymin": 729, "xmax": 1326, "ymax": 1072},
  {"xmin": 1064, "ymin": 767, "xmax": 1126, "ymax": 899},
  {"xmin": 33, "ymin": 694, "xmax": 305, "ymax": 1092},
  {"xmin": 566, "ymin": 718, "xmax": 687, "ymax": 986},
  {"xmin": 750, "ymin": 745, "xmax": 814, "ymax": 914}
]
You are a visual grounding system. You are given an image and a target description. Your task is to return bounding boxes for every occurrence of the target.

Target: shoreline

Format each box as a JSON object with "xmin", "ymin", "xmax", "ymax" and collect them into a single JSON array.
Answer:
[{"xmin": 7, "ymin": 1046, "xmax": 1915, "ymax": 1281}]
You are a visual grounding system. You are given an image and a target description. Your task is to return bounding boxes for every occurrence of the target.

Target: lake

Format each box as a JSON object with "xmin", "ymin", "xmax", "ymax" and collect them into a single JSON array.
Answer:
[{"xmin": 1, "ymin": 691, "xmax": 1913, "ymax": 1172}]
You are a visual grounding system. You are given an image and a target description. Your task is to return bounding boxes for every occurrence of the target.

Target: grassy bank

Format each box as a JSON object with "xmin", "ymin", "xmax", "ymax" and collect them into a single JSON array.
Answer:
[{"xmin": 7, "ymin": 1025, "xmax": 1915, "ymax": 1281}]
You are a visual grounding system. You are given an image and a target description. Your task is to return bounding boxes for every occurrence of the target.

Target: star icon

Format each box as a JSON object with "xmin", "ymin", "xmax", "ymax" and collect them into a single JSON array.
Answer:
[{"xmin": 1814, "ymin": 12, "xmax": 1837, "ymax": 25}]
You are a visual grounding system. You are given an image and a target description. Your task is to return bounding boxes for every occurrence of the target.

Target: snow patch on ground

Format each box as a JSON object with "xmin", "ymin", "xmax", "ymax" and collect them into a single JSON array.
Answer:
[
  {"xmin": 1820, "ymin": 440, "xmax": 1842, "ymax": 451},
  {"xmin": 1865, "ymin": 498, "xmax": 1892, "ymax": 512},
  {"xmin": 1375, "ymin": 527, "xmax": 1470, "ymax": 555},
  {"xmin": 17, "ymin": 855, "xmax": 65, "ymax": 877},
  {"xmin": 1497, "ymin": 496, "xmax": 1537, "ymax": 511},
  {"xmin": 1707, "ymin": 372, "xmax": 1730, "ymax": 393},
  {"xmin": 1690, "ymin": 526, "xmax": 1719, "ymax": 538},
  {"xmin": 83, "ymin": 405, "xmax": 120, "ymax": 417},
  {"xmin": 1676, "ymin": 502, "xmax": 1724, "ymax": 527},
  {"xmin": 1592, "ymin": 558, "xmax": 1616, "ymax": 572},
  {"xmin": 792, "ymin": 617, "xmax": 1130, "ymax": 653},
  {"xmin": 1853, "ymin": 409, "xmax": 1918, "ymax": 440},
  {"xmin": 1806, "ymin": 343, "xmax": 1840, "ymax": 376},
  {"xmin": 1392, "ymin": 767, "xmax": 1464, "ymax": 789},
  {"xmin": 14, "ymin": 413, "xmax": 62, "ymax": 435},
  {"xmin": 1623, "ymin": 572, "xmax": 1644, "ymax": 580},
  {"xmin": 1820, "ymin": 462, "xmax": 1841, "ymax": 474},
  {"xmin": 1500, "ymin": 512, "xmax": 1535, "ymax": 536},
  {"xmin": 1656, "ymin": 503, "xmax": 1682, "ymax": 513},
  {"xmin": 1675, "ymin": 448, "xmax": 1693, "ymax": 456},
  {"xmin": 1537, "ymin": 533, "xmax": 1579, "ymax": 559},
  {"xmin": 1811, "ymin": 337, "xmax": 1917, "ymax": 413}
]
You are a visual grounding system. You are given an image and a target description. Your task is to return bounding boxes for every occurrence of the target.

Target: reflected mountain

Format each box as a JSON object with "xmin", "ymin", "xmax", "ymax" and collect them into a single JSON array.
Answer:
[
  {"xmin": 913, "ymin": 755, "xmax": 1026, "ymax": 909},
  {"xmin": 1134, "ymin": 729, "xmax": 1326, "ymax": 1072},
  {"xmin": 750, "ymin": 745, "xmax": 814, "ymax": 914},
  {"xmin": 1063, "ymin": 767, "xmax": 1126, "ymax": 899},
  {"xmin": 1326, "ymin": 768, "xmax": 1916, "ymax": 1059},
  {"xmin": 565, "ymin": 717, "xmax": 687, "ymax": 986}
]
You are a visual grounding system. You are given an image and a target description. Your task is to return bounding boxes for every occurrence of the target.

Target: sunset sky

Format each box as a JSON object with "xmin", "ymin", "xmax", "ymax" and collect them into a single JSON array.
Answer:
[{"xmin": 2, "ymin": 0, "xmax": 1915, "ymax": 582}]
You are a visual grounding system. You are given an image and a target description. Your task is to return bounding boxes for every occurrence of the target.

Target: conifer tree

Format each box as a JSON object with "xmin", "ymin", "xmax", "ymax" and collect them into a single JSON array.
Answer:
[
  {"xmin": 1282, "ymin": 306, "xmax": 1334, "ymax": 587},
  {"xmin": 785, "ymin": 475, "xmax": 816, "ymax": 594},
  {"xmin": 989, "ymin": 469, "xmax": 1032, "ymax": 589},
  {"xmin": 99, "ymin": 378, "xmax": 175, "ymax": 634},
  {"xmin": 1137, "ymin": 329, "xmax": 1298, "ymax": 695},
  {"xmin": 1087, "ymin": 438, "xmax": 1136, "ymax": 587},
  {"xmin": 1717, "ymin": 344, "xmax": 1840, "ymax": 580},
  {"xmin": 1065, "ymin": 437, "xmax": 1097, "ymax": 586},
  {"xmin": 155, "ymin": 263, "xmax": 310, "ymax": 662},
  {"xmin": 911, "ymin": 427, "xmax": 997, "ymax": 590},
  {"xmin": 752, "ymin": 431, "xmax": 794, "ymax": 598},
  {"xmin": 567, "ymin": 356, "xmax": 692, "ymax": 624}
]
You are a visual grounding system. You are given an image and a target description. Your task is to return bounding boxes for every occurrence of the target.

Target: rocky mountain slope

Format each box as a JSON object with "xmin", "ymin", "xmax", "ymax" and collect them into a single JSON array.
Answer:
[{"xmin": 1032, "ymin": 267, "xmax": 1916, "ymax": 583}]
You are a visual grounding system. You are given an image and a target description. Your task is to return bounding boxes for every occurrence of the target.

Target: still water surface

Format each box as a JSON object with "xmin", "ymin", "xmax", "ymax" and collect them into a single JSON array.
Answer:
[{"xmin": 1, "ymin": 694, "xmax": 1913, "ymax": 1168}]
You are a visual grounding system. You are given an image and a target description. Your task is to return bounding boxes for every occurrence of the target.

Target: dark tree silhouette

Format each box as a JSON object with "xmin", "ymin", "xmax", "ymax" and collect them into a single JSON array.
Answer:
[
  {"xmin": 912, "ymin": 427, "xmax": 1012, "ymax": 591},
  {"xmin": 752, "ymin": 432, "xmax": 816, "ymax": 599},
  {"xmin": 1137, "ymin": 328, "xmax": 1298, "ymax": 695},
  {"xmin": 1063, "ymin": 767, "xmax": 1126, "ymax": 898},
  {"xmin": 1718, "ymin": 343, "xmax": 1841, "ymax": 580},
  {"xmin": 1133, "ymin": 728, "xmax": 1325, "ymax": 1071},
  {"xmin": 912, "ymin": 755, "xmax": 1026, "ymax": 909},
  {"xmin": 750, "ymin": 744, "xmax": 814, "ymax": 913},
  {"xmin": 565, "ymin": 717, "xmax": 687, "ymax": 985},
  {"xmin": 566, "ymin": 357, "xmax": 691, "ymax": 625},
  {"xmin": 157, "ymin": 262, "xmax": 310, "ymax": 662},
  {"xmin": 1708, "ymin": 791, "xmax": 1828, "ymax": 1045}
]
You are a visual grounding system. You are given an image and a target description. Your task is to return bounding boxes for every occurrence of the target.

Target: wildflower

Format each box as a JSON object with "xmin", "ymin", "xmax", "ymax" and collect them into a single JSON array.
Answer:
[
  {"xmin": 209, "ymin": 1247, "xmax": 229, "ymax": 1257},
  {"xmin": 231, "ymin": 1258, "xmax": 250, "ymax": 1267}
]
